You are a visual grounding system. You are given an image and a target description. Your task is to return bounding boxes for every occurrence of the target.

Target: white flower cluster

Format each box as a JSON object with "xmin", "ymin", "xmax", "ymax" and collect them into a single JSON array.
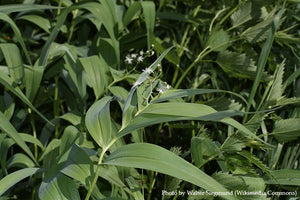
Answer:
[
  {"xmin": 124, "ymin": 45, "xmax": 155, "ymax": 65},
  {"xmin": 156, "ymin": 81, "xmax": 171, "ymax": 94},
  {"xmin": 125, "ymin": 51, "xmax": 144, "ymax": 64}
]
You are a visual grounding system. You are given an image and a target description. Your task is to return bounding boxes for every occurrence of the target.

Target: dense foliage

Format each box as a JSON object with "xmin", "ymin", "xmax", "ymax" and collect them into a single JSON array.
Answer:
[{"xmin": 0, "ymin": 0, "xmax": 300, "ymax": 199}]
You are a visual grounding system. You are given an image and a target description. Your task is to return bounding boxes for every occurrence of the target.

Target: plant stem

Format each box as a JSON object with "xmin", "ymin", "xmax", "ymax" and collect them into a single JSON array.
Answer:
[
  {"xmin": 29, "ymin": 109, "xmax": 38, "ymax": 159},
  {"xmin": 54, "ymin": 76, "xmax": 59, "ymax": 138},
  {"xmin": 84, "ymin": 138, "xmax": 118, "ymax": 200}
]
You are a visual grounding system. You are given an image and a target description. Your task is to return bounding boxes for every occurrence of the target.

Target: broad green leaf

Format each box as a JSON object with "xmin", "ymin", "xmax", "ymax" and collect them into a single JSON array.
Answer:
[
  {"xmin": 0, "ymin": 167, "xmax": 40, "ymax": 196},
  {"xmin": 191, "ymin": 136, "xmax": 221, "ymax": 167},
  {"xmin": 0, "ymin": 70, "xmax": 51, "ymax": 124},
  {"xmin": 0, "ymin": 137, "xmax": 14, "ymax": 175},
  {"xmin": 216, "ymin": 51, "xmax": 272, "ymax": 81},
  {"xmin": 7, "ymin": 153, "xmax": 35, "ymax": 168},
  {"xmin": 0, "ymin": 4, "xmax": 58, "ymax": 14},
  {"xmin": 272, "ymin": 118, "xmax": 300, "ymax": 142},
  {"xmin": 265, "ymin": 61, "xmax": 285, "ymax": 103},
  {"xmin": 118, "ymin": 102, "xmax": 265, "ymax": 144},
  {"xmin": 207, "ymin": 28, "xmax": 230, "ymax": 52},
  {"xmin": 59, "ymin": 112, "xmax": 82, "ymax": 126},
  {"xmin": 241, "ymin": 8, "xmax": 276, "ymax": 43},
  {"xmin": 238, "ymin": 151, "xmax": 270, "ymax": 174},
  {"xmin": 264, "ymin": 169, "xmax": 300, "ymax": 186},
  {"xmin": 0, "ymin": 44, "xmax": 23, "ymax": 84},
  {"xmin": 61, "ymin": 144, "xmax": 105, "ymax": 199},
  {"xmin": 18, "ymin": 15, "xmax": 51, "ymax": 33},
  {"xmin": 63, "ymin": 47, "xmax": 86, "ymax": 99},
  {"xmin": 24, "ymin": 65, "xmax": 45, "ymax": 102},
  {"xmin": 39, "ymin": 172, "xmax": 80, "ymax": 200},
  {"xmin": 0, "ymin": 112, "xmax": 36, "ymax": 164},
  {"xmin": 104, "ymin": 143, "xmax": 236, "ymax": 200},
  {"xmin": 122, "ymin": 46, "xmax": 174, "ymax": 117},
  {"xmin": 85, "ymin": 96, "xmax": 113, "ymax": 148},
  {"xmin": 0, "ymin": 13, "xmax": 31, "ymax": 65},
  {"xmin": 80, "ymin": 56, "xmax": 109, "ymax": 99},
  {"xmin": 59, "ymin": 126, "xmax": 80, "ymax": 156},
  {"xmin": 238, "ymin": 177, "xmax": 266, "ymax": 200},
  {"xmin": 212, "ymin": 173, "xmax": 247, "ymax": 191},
  {"xmin": 0, "ymin": 91, "xmax": 15, "ymax": 120},
  {"xmin": 230, "ymin": 2, "xmax": 253, "ymax": 29}
]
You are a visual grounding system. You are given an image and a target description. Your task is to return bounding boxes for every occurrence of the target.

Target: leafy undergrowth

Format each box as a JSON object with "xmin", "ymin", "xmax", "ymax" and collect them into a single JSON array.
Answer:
[{"xmin": 0, "ymin": 0, "xmax": 299, "ymax": 200}]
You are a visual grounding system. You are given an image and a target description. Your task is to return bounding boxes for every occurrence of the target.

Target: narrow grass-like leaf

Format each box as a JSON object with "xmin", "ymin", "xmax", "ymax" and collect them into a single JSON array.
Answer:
[
  {"xmin": 140, "ymin": 2, "xmax": 155, "ymax": 49},
  {"xmin": 264, "ymin": 169, "xmax": 300, "ymax": 186},
  {"xmin": 104, "ymin": 143, "xmax": 236, "ymax": 200},
  {"xmin": 0, "ymin": 4, "xmax": 58, "ymax": 14},
  {"xmin": 0, "ymin": 70, "xmax": 52, "ymax": 124},
  {"xmin": 0, "ymin": 167, "xmax": 40, "ymax": 196},
  {"xmin": 0, "ymin": 13, "xmax": 31, "ymax": 65},
  {"xmin": 0, "ymin": 43, "xmax": 24, "ymax": 84},
  {"xmin": 18, "ymin": 15, "xmax": 51, "ymax": 33},
  {"xmin": 152, "ymin": 88, "xmax": 248, "ymax": 105},
  {"xmin": 0, "ymin": 112, "xmax": 36, "ymax": 164},
  {"xmin": 245, "ymin": 8, "xmax": 285, "ymax": 117},
  {"xmin": 85, "ymin": 96, "xmax": 113, "ymax": 148}
]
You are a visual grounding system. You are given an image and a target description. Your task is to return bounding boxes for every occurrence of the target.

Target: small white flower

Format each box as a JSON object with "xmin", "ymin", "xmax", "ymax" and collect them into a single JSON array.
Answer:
[
  {"xmin": 131, "ymin": 53, "xmax": 137, "ymax": 58},
  {"xmin": 157, "ymin": 88, "xmax": 164, "ymax": 94},
  {"xmin": 142, "ymin": 67, "xmax": 153, "ymax": 74},
  {"xmin": 137, "ymin": 56, "xmax": 144, "ymax": 63},
  {"xmin": 139, "ymin": 50, "xmax": 144, "ymax": 55},
  {"xmin": 166, "ymin": 84, "xmax": 171, "ymax": 90},
  {"xmin": 151, "ymin": 44, "xmax": 155, "ymax": 48},
  {"xmin": 125, "ymin": 56, "xmax": 133, "ymax": 64},
  {"xmin": 157, "ymin": 63, "xmax": 161, "ymax": 67},
  {"xmin": 151, "ymin": 51, "xmax": 155, "ymax": 55}
]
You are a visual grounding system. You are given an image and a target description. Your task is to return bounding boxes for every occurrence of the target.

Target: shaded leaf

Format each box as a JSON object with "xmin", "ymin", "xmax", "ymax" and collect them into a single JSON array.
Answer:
[{"xmin": 273, "ymin": 118, "xmax": 300, "ymax": 142}]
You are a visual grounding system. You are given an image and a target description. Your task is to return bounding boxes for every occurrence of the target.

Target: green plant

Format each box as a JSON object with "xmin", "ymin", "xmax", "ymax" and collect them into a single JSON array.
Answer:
[{"xmin": 0, "ymin": 0, "xmax": 299, "ymax": 200}]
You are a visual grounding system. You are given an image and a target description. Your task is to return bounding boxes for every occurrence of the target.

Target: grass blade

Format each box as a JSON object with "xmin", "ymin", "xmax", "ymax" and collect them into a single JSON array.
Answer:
[{"xmin": 245, "ymin": 8, "xmax": 285, "ymax": 120}]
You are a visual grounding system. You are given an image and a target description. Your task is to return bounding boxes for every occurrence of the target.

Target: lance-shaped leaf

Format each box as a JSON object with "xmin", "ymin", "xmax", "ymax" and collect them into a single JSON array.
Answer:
[
  {"xmin": 0, "ymin": 43, "xmax": 24, "ymax": 84},
  {"xmin": 0, "ymin": 167, "xmax": 40, "ymax": 196},
  {"xmin": 85, "ymin": 96, "xmax": 113, "ymax": 148},
  {"xmin": 0, "ymin": 13, "xmax": 31, "ymax": 65},
  {"xmin": 104, "ymin": 143, "xmax": 236, "ymax": 200},
  {"xmin": 118, "ymin": 102, "xmax": 266, "ymax": 144},
  {"xmin": 272, "ymin": 118, "xmax": 300, "ymax": 142},
  {"xmin": 0, "ymin": 112, "xmax": 36, "ymax": 164}
]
